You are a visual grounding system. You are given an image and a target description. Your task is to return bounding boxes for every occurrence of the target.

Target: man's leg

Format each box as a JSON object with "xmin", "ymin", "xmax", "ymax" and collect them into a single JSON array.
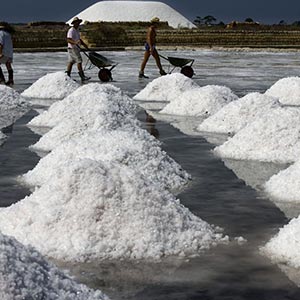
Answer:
[
  {"xmin": 139, "ymin": 51, "xmax": 150, "ymax": 78},
  {"xmin": 5, "ymin": 61, "xmax": 13, "ymax": 86},
  {"xmin": 0, "ymin": 66, "xmax": 5, "ymax": 83},
  {"xmin": 77, "ymin": 62, "xmax": 90, "ymax": 82},
  {"xmin": 152, "ymin": 49, "xmax": 166, "ymax": 75},
  {"xmin": 66, "ymin": 62, "xmax": 73, "ymax": 76}
]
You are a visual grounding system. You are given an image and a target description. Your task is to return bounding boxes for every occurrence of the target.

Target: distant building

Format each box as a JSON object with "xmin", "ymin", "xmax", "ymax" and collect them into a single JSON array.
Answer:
[{"xmin": 67, "ymin": 1, "xmax": 196, "ymax": 29}]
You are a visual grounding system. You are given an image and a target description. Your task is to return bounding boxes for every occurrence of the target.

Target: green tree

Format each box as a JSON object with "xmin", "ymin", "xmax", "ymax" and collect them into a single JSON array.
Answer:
[
  {"xmin": 279, "ymin": 20, "xmax": 287, "ymax": 25},
  {"xmin": 245, "ymin": 18, "xmax": 254, "ymax": 23},
  {"xmin": 203, "ymin": 15, "xmax": 217, "ymax": 25},
  {"xmin": 193, "ymin": 16, "xmax": 204, "ymax": 26},
  {"xmin": 292, "ymin": 21, "xmax": 300, "ymax": 26}
]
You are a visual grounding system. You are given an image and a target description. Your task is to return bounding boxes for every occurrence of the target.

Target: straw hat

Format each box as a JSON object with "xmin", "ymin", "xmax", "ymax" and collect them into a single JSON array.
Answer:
[
  {"xmin": 151, "ymin": 17, "xmax": 160, "ymax": 23},
  {"xmin": 71, "ymin": 17, "xmax": 82, "ymax": 25}
]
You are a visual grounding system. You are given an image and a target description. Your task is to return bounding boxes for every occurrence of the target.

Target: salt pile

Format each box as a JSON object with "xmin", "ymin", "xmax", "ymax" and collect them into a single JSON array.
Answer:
[
  {"xmin": 29, "ymin": 83, "xmax": 138, "ymax": 152},
  {"xmin": 198, "ymin": 92, "xmax": 280, "ymax": 134},
  {"xmin": 23, "ymin": 129, "xmax": 190, "ymax": 192},
  {"xmin": 214, "ymin": 106, "xmax": 300, "ymax": 164},
  {"xmin": 21, "ymin": 71, "xmax": 80, "ymax": 99},
  {"xmin": 264, "ymin": 160, "xmax": 300, "ymax": 202},
  {"xmin": 160, "ymin": 85, "xmax": 238, "ymax": 117},
  {"xmin": 133, "ymin": 73, "xmax": 199, "ymax": 102},
  {"xmin": 0, "ymin": 159, "xmax": 228, "ymax": 262},
  {"xmin": 261, "ymin": 216, "xmax": 300, "ymax": 268},
  {"xmin": 67, "ymin": 1, "xmax": 196, "ymax": 29},
  {"xmin": 28, "ymin": 83, "xmax": 135, "ymax": 128},
  {"xmin": 265, "ymin": 77, "xmax": 300, "ymax": 105},
  {"xmin": 0, "ymin": 85, "xmax": 29, "ymax": 129},
  {"xmin": 0, "ymin": 232, "xmax": 109, "ymax": 299}
]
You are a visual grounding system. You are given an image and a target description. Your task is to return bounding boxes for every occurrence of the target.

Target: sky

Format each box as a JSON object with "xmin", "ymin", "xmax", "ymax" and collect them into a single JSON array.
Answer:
[{"xmin": 1, "ymin": 0, "xmax": 300, "ymax": 24}]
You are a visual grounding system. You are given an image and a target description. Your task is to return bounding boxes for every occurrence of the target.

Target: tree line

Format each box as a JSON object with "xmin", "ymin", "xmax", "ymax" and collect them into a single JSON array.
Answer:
[{"xmin": 193, "ymin": 16, "xmax": 300, "ymax": 27}]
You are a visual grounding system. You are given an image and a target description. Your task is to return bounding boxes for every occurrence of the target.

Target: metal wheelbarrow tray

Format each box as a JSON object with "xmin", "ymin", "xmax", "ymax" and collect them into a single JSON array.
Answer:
[
  {"xmin": 82, "ymin": 49, "xmax": 118, "ymax": 82},
  {"xmin": 160, "ymin": 55, "xmax": 195, "ymax": 78}
]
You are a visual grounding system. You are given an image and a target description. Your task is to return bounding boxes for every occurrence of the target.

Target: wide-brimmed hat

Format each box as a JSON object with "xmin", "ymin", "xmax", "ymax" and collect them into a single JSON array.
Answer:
[
  {"xmin": 71, "ymin": 17, "xmax": 82, "ymax": 25},
  {"xmin": 151, "ymin": 17, "xmax": 160, "ymax": 23}
]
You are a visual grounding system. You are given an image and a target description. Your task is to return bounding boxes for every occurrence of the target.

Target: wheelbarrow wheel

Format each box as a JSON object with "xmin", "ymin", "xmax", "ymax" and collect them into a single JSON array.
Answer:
[
  {"xmin": 98, "ymin": 68, "xmax": 112, "ymax": 82},
  {"xmin": 180, "ymin": 66, "xmax": 194, "ymax": 78}
]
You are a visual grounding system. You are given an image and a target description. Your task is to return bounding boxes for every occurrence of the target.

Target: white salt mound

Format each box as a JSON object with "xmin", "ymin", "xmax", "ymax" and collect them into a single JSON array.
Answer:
[
  {"xmin": 0, "ymin": 85, "xmax": 29, "ymax": 129},
  {"xmin": 23, "ymin": 128, "xmax": 190, "ymax": 191},
  {"xmin": 214, "ymin": 106, "xmax": 300, "ymax": 164},
  {"xmin": 0, "ymin": 232, "xmax": 109, "ymax": 300},
  {"xmin": 133, "ymin": 73, "xmax": 199, "ymax": 101},
  {"xmin": 29, "ymin": 83, "xmax": 136, "ymax": 128},
  {"xmin": 265, "ymin": 77, "xmax": 300, "ymax": 105},
  {"xmin": 67, "ymin": 1, "xmax": 196, "ymax": 29},
  {"xmin": 21, "ymin": 71, "xmax": 80, "ymax": 99},
  {"xmin": 198, "ymin": 92, "xmax": 280, "ymax": 134},
  {"xmin": 0, "ymin": 159, "xmax": 228, "ymax": 262},
  {"xmin": 261, "ymin": 216, "xmax": 300, "ymax": 268},
  {"xmin": 160, "ymin": 85, "xmax": 238, "ymax": 117},
  {"xmin": 30, "ymin": 84, "xmax": 138, "ymax": 152},
  {"xmin": 264, "ymin": 160, "xmax": 300, "ymax": 202}
]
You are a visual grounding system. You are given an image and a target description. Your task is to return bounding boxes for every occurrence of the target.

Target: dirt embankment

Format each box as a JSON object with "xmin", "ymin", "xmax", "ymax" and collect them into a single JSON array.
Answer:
[{"xmin": 12, "ymin": 22, "xmax": 300, "ymax": 52}]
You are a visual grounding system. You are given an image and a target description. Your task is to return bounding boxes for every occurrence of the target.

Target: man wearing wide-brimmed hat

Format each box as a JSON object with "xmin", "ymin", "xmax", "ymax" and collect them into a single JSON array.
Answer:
[
  {"xmin": 0, "ymin": 22, "xmax": 14, "ymax": 85},
  {"xmin": 66, "ymin": 17, "xmax": 90, "ymax": 82}
]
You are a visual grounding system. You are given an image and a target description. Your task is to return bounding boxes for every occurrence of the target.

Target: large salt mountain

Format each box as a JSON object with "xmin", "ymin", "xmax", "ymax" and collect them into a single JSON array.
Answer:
[{"xmin": 67, "ymin": 1, "xmax": 195, "ymax": 29}]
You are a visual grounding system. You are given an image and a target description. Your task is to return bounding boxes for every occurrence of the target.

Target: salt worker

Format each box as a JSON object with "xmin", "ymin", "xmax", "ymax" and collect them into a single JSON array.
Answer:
[
  {"xmin": 139, "ymin": 17, "xmax": 167, "ymax": 78},
  {"xmin": 0, "ymin": 22, "xmax": 14, "ymax": 86},
  {"xmin": 66, "ymin": 17, "xmax": 90, "ymax": 82}
]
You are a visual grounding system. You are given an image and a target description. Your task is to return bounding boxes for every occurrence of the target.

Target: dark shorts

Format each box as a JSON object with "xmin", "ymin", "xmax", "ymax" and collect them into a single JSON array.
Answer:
[{"xmin": 145, "ymin": 43, "xmax": 156, "ymax": 51}]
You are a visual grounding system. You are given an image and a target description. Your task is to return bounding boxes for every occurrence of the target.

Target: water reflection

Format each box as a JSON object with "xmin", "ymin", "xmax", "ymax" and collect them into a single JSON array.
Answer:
[
  {"xmin": 220, "ymin": 158, "xmax": 300, "ymax": 219},
  {"xmin": 56, "ymin": 258, "xmax": 184, "ymax": 300},
  {"xmin": 279, "ymin": 264, "xmax": 300, "ymax": 288},
  {"xmin": 221, "ymin": 158, "xmax": 287, "ymax": 191},
  {"xmin": 54, "ymin": 243, "xmax": 300, "ymax": 300},
  {"xmin": 145, "ymin": 110, "xmax": 206, "ymax": 137},
  {"xmin": 135, "ymin": 100, "xmax": 168, "ymax": 111},
  {"xmin": 0, "ymin": 110, "xmax": 40, "ymax": 207},
  {"xmin": 1, "ymin": 123, "xmax": 14, "ymax": 134},
  {"xmin": 144, "ymin": 111, "xmax": 159, "ymax": 138},
  {"xmin": 27, "ymin": 97, "xmax": 58, "ymax": 107},
  {"xmin": 268, "ymin": 200, "xmax": 300, "ymax": 220}
]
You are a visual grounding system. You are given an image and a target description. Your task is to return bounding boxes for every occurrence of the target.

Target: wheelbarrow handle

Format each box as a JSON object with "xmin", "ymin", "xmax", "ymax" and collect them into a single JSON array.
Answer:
[
  {"xmin": 76, "ymin": 45, "xmax": 91, "ymax": 59},
  {"xmin": 159, "ymin": 54, "xmax": 169, "ymax": 61}
]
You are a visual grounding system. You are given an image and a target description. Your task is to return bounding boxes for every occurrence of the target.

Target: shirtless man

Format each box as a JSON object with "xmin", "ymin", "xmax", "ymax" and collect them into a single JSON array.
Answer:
[{"xmin": 139, "ymin": 17, "xmax": 166, "ymax": 78}]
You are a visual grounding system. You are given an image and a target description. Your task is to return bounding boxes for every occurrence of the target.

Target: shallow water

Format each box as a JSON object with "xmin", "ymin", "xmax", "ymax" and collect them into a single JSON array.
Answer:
[{"xmin": 1, "ymin": 49, "xmax": 300, "ymax": 299}]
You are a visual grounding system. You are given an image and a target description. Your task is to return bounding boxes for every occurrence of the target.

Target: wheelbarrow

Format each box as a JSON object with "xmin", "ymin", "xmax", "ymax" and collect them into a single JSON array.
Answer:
[
  {"xmin": 81, "ymin": 47, "xmax": 118, "ymax": 82},
  {"xmin": 159, "ymin": 54, "xmax": 195, "ymax": 78}
]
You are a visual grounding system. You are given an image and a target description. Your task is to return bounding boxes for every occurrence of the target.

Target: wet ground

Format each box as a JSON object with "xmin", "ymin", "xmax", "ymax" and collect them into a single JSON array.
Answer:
[{"xmin": 1, "ymin": 49, "xmax": 300, "ymax": 299}]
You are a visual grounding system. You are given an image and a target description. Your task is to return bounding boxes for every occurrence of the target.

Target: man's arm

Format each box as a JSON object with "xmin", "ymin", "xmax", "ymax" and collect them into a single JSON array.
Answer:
[
  {"xmin": 0, "ymin": 44, "xmax": 3, "ymax": 58},
  {"xmin": 67, "ymin": 38, "xmax": 80, "ymax": 46},
  {"xmin": 146, "ymin": 27, "xmax": 156, "ymax": 53},
  {"xmin": 80, "ymin": 39, "xmax": 89, "ymax": 49}
]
